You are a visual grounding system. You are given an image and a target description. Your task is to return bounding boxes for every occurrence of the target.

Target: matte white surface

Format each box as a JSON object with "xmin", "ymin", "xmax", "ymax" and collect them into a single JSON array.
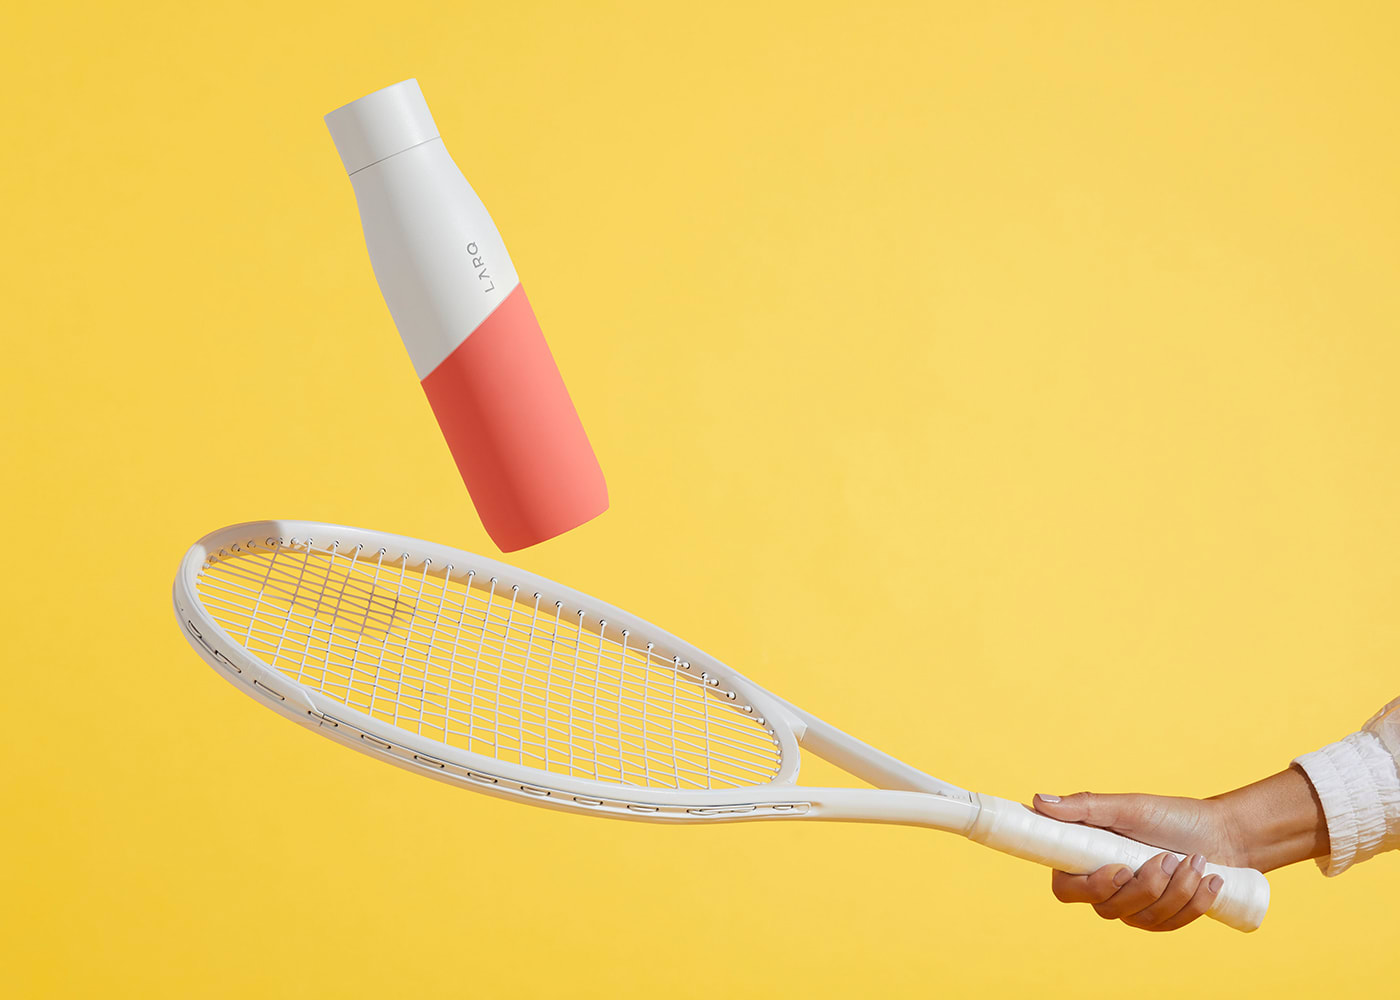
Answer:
[
  {"xmin": 970, "ymin": 794, "xmax": 1269, "ymax": 932},
  {"xmin": 327, "ymin": 82, "xmax": 522, "ymax": 377},
  {"xmin": 325, "ymin": 79, "xmax": 440, "ymax": 176},
  {"xmin": 175, "ymin": 520, "xmax": 1271, "ymax": 931}
]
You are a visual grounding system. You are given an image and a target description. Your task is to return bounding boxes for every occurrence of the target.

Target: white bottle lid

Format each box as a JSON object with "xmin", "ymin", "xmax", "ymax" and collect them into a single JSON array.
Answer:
[{"xmin": 325, "ymin": 79, "xmax": 440, "ymax": 175}]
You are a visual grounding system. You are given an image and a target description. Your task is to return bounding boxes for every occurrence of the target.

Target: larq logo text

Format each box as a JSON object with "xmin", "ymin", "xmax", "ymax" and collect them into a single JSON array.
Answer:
[{"xmin": 466, "ymin": 242, "xmax": 494, "ymax": 293}]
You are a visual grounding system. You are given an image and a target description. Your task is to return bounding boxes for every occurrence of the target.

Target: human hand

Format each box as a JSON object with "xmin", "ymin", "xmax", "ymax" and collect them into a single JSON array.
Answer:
[
  {"xmin": 1034, "ymin": 767, "xmax": 1328, "ymax": 931},
  {"xmin": 1032, "ymin": 791, "xmax": 1240, "ymax": 931}
]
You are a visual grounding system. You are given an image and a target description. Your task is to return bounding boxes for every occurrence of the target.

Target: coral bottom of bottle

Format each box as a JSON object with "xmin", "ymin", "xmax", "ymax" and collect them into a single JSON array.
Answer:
[{"xmin": 420, "ymin": 283, "xmax": 608, "ymax": 551}]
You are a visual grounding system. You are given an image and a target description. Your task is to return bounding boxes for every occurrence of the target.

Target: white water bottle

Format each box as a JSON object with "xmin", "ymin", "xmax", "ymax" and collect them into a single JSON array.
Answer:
[{"xmin": 325, "ymin": 79, "xmax": 607, "ymax": 551}]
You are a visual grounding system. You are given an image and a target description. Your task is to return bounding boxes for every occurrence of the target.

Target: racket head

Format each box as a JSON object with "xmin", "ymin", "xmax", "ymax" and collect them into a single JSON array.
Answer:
[{"xmin": 174, "ymin": 521, "xmax": 807, "ymax": 819}]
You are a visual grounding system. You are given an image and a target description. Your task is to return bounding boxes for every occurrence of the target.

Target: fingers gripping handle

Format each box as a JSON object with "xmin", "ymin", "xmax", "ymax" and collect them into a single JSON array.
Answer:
[{"xmin": 969, "ymin": 795, "xmax": 1270, "ymax": 932}]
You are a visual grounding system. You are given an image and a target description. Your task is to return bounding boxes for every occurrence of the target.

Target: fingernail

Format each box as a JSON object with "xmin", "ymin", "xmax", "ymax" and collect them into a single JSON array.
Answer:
[
  {"xmin": 1036, "ymin": 793, "xmax": 1060, "ymax": 803},
  {"xmin": 1191, "ymin": 854, "xmax": 1206, "ymax": 875},
  {"xmin": 1112, "ymin": 867, "xmax": 1133, "ymax": 886},
  {"xmin": 1208, "ymin": 875, "xmax": 1223, "ymax": 893},
  {"xmin": 1162, "ymin": 854, "xmax": 1180, "ymax": 875}
]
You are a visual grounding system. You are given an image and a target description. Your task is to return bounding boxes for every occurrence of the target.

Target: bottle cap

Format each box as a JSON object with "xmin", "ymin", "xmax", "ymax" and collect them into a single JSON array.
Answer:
[{"xmin": 324, "ymin": 79, "xmax": 440, "ymax": 175}]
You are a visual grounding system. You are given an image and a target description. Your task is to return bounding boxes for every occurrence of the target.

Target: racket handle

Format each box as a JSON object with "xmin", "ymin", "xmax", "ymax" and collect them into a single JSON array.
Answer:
[{"xmin": 969, "ymin": 794, "xmax": 1270, "ymax": 932}]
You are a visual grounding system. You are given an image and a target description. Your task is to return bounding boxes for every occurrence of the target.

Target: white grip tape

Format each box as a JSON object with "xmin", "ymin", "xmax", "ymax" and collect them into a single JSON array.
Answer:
[{"xmin": 969, "ymin": 795, "xmax": 1270, "ymax": 932}]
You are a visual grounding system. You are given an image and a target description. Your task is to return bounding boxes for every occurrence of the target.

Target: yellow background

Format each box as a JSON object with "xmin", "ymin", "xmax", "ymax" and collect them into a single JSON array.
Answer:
[{"xmin": 4, "ymin": 1, "xmax": 1397, "ymax": 996}]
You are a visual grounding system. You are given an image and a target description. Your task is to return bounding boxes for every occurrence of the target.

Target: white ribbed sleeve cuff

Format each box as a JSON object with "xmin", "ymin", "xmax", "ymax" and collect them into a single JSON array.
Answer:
[{"xmin": 1294, "ymin": 730, "xmax": 1400, "ymax": 877}]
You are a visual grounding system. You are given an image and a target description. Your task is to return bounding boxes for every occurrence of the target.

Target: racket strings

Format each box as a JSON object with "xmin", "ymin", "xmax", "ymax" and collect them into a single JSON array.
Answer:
[{"xmin": 195, "ymin": 540, "xmax": 782, "ymax": 789}]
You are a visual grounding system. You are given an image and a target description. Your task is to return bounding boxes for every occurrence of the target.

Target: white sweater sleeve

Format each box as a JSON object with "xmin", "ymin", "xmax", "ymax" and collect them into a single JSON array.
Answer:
[{"xmin": 1293, "ymin": 697, "xmax": 1400, "ymax": 876}]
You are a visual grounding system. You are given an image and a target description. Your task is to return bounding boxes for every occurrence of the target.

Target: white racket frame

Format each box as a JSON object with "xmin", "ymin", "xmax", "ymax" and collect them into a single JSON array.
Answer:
[{"xmin": 174, "ymin": 520, "xmax": 1271, "ymax": 931}]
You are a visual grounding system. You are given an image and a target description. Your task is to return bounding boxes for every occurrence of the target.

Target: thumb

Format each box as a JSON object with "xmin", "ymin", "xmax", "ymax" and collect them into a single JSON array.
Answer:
[{"xmin": 1033, "ymin": 791, "xmax": 1148, "ymax": 831}]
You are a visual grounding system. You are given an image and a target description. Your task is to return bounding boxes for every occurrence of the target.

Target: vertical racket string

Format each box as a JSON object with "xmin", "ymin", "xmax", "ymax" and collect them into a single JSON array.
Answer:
[
  {"xmin": 286, "ymin": 539, "xmax": 327, "ymax": 683},
  {"xmin": 465, "ymin": 577, "xmax": 496, "ymax": 750},
  {"xmin": 618, "ymin": 629, "xmax": 633, "ymax": 785},
  {"xmin": 542, "ymin": 601, "xmax": 563, "ymax": 771},
  {"xmin": 516, "ymin": 594, "xmax": 541, "ymax": 768},
  {"xmin": 419, "ymin": 563, "xmax": 454, "ymax": 739},
  {"xmin": 269, "ymin": 539, "xmax": 314, "ymax": 673},
  {"xmin": 342, "ymin": 547, "xmax": 387, "ymax": 711},
  {"xmin": 399, "ymin": 555, "xmax": 437, "ymax": 731},
  {"xmin": 566, "ymin": 610, "xmax": 584, "ymax": 777},
  {"xmin": 441, "ymin": 569, "xmax": 474, "ymax": 747},
  {"xmin": 658, "ymin": 644, "xmax": 678, "ymax": 788},
  {"xmin": 241, "ymin": 540, "xmax": 282, "ymax": 646},
  {"xmin": 591, "ymin": 619, "xmax": 607, "ymax": 780},
  {"xmin": 301, "ymin": 541, "xmax": 358, "ymax": 696},
  {"xmin": 491, "ymin": 585, "xmax": 519, "ymax": 761},
  {"xmin": 362, "ymin": 551, "xmax": 404, "ymax": 718}
]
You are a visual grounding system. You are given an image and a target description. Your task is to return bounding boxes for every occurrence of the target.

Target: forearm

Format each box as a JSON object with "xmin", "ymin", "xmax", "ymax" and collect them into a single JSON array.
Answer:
[{"xmin": 1211, "ymin": 766, "xmax": 1329, "ymax": 873}]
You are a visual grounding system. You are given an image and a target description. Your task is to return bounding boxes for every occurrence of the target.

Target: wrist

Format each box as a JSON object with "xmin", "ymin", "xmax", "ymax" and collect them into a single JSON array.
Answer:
[{"xmin": 1212, "ymin": 766, "xmax": 1329, "ymax": 873}]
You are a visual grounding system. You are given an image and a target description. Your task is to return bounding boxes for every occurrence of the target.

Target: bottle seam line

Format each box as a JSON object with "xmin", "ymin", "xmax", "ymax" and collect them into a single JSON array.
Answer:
[{"xmin": 347, "ymin": 135, "xmax": 443, "ymax": 177}]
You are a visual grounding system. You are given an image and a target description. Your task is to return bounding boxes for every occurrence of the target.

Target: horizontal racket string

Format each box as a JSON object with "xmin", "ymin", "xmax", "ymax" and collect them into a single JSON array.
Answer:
[
  {"xmin": 197, "ymin": 591, "xmax": 777, "ymax": 776},
  {"xmin": 195, "ymin": 540, "xmax": 783, "ymax": 789},
  {"xmin": 197, "ymin": 553, "xmax": 773, "ymax": 748},
  {"xmin": 192, "ymin": 561, "xmax": 769, "ymax": 744},
  {"xmin": 196, "ymin": 587, "xmax": 778, "ymax": 777},
  {"xmin": 199, "ymin": 543, "xmax": 766, "ymax": 788},
  {"xmin": 193, "ymin": 572, "xmax": 772, "ymax": 754}
]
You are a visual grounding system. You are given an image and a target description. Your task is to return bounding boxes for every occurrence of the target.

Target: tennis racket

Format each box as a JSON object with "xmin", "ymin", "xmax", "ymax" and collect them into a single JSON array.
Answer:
[{"xmin": 173, "ymin": 520, "xmax": 1270, "ymax": 931}]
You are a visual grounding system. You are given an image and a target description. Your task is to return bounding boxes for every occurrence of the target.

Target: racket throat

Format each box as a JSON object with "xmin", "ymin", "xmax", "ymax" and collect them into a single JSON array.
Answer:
[{"xmin": 778, "ymin": 701, "xmax": 970, "ymax": 800}]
